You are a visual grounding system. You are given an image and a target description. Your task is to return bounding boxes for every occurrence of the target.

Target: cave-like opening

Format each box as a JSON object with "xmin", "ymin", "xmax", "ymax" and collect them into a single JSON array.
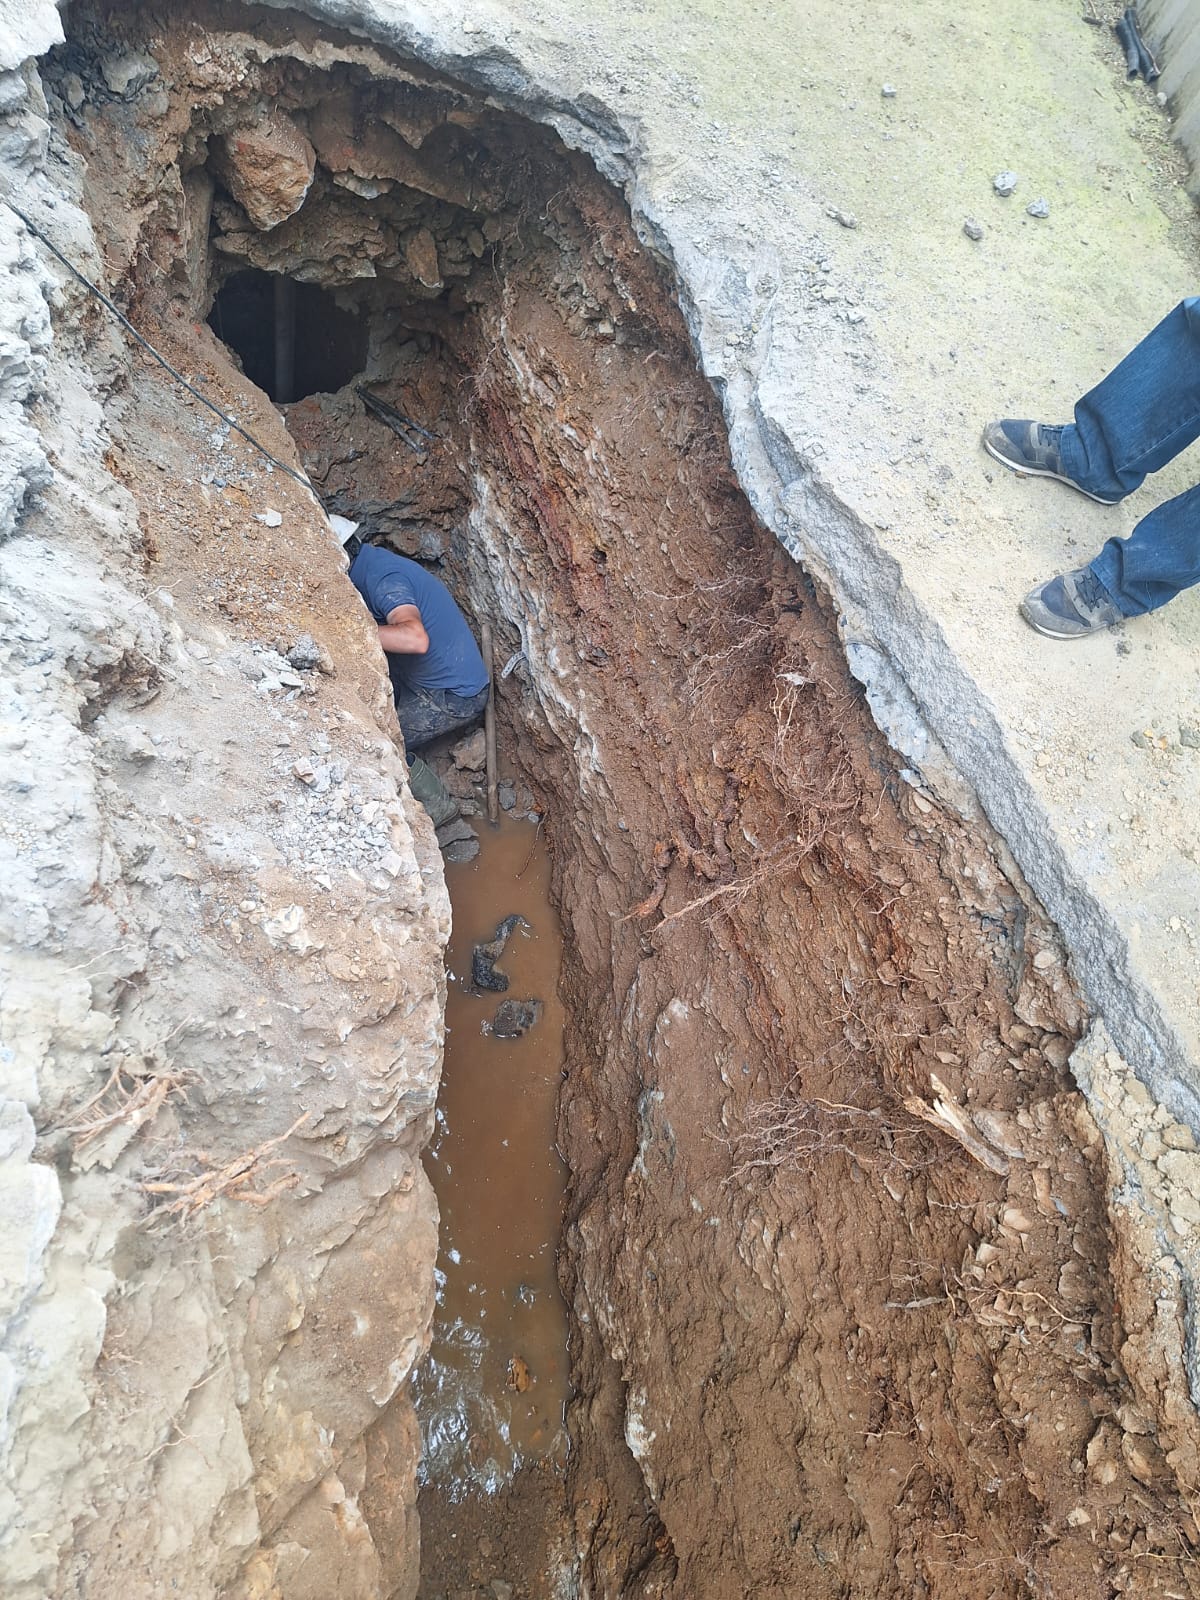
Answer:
[{"xmin": 208, "ymin": 267, "xmax": 369, "ymax": 401}]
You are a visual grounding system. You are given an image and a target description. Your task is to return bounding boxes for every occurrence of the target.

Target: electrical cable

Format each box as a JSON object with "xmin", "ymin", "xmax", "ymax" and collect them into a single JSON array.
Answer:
[{"xmin": 3, "ymin": 194, "xmax": 322, "ymax": 502}]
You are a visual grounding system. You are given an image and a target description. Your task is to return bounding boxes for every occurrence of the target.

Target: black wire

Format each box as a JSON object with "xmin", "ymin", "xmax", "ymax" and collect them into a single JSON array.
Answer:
[{"xmin": 3, "ymin": 195, "xmax": 321, "ymax": 502}]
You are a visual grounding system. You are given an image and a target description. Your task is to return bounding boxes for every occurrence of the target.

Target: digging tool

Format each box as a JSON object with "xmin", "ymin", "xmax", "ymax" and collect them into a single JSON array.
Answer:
[{"xmin": 355, "ymin": 385, "xmax": 437, "ymax": 455}]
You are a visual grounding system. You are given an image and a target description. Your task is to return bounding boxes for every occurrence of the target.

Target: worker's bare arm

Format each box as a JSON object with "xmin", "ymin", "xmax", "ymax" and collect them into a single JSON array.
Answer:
[{"xmin": 378, "ymin": 604, "xmax": 429, "ymax": 655}]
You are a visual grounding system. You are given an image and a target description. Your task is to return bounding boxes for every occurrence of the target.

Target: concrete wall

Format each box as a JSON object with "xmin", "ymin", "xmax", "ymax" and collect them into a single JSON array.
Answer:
[{"xmin": 1144, "ymin": 0, "xmax": 1200, "ymax": 192}]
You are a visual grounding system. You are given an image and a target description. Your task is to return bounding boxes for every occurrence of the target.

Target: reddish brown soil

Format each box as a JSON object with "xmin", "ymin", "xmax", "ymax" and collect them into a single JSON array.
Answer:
[{"xmin": 446, "ymin": 176, "xmax": 1200, "ymax": 1600}]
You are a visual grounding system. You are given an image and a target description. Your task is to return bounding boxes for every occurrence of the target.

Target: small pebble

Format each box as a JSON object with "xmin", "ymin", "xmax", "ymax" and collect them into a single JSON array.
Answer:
[
  {"xmin": 828, "ymin": 206, "xmax": 859, "ymax": 229},
  {"xmin": 255, "ymin": 509, "xmax": 283, "ymax": 528},
  {"xmin": 1026, "ymin": 197, "xmax": 1050, "ymax": 219},
  {"xmin": 881, "ymin": 83, "xmax": 897, "ymax": 97},
  {"xmin": 993, "ymin": 170, "xmax": 1019, "ymax": 197},
  {"xmin": 963, "ymin": 217, "xmax": 984, "ymax": 241}
]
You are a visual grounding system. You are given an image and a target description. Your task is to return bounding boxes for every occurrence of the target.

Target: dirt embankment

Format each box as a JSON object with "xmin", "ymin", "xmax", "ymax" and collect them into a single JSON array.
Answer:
[
  {"xmin": 18, "ymin": 3, "xmax": 1200, "ymax": 1597},
  {"xmin": 449, "ymin": 161, "xmax": 1200, "ymax": 1600}
]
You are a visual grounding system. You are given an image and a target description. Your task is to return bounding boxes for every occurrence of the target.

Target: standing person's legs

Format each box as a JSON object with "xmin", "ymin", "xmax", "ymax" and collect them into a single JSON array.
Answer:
[
  {"xmin": 1088, "ymin": 480, "xmax": 1200, "ymax": 616},
  {"xmin": 1059, "ymin": 297, "xmax": 1200, "ymax": 501},
  {"xmin": 393, "ymin": 683, "xmax": 490, "ymax": 750}
]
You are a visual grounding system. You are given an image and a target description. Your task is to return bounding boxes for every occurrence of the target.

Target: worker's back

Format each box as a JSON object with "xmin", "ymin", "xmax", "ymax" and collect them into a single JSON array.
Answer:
[{"xmin": 348, "ymin": 544, "xmax": 488, "ymax": 697}]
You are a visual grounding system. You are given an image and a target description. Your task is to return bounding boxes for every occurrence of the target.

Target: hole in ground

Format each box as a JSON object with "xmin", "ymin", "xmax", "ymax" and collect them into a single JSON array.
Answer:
[{"xmin": 208, "ymin": 268, "xmax": 369, "ymax": 402}]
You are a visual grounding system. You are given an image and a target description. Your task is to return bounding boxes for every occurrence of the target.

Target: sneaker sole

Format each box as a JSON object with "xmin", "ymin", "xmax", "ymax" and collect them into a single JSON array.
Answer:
[
  {"xmin": 983, "ymin": 436, "xmax": 1120, "ymax": 506},
  {"xmin": 1018, "ymin": 600, "xmax": 1104, "ymax": 640}
]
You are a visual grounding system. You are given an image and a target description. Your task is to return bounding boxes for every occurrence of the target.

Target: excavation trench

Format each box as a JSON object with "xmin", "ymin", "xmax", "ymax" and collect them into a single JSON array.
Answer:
[{"xmin": 42, "ymin": 4, "xmax": 1200, "ymax": 1596}]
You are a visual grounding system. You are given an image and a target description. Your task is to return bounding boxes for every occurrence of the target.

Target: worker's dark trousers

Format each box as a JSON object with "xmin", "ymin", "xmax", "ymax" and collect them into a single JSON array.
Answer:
[
  {"xmin": 393, "ymin": 681, "xmax": 490, "ymax": 749},
  {"xmin": 1059, "ymin": 297, "xmax": 1200, "ymax": 615}
]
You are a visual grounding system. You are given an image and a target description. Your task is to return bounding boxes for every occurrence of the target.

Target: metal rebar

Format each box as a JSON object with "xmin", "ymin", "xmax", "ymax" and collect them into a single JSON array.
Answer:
[{"xmin": 274, "ymin": 276, "xmax": 295, "ymax": 404}]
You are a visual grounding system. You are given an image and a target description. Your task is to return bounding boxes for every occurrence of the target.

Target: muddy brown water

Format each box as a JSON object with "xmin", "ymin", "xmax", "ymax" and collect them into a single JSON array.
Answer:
[{"xmin": 413, "ymin": 814, "xmax": 570, "ymax": 1504}]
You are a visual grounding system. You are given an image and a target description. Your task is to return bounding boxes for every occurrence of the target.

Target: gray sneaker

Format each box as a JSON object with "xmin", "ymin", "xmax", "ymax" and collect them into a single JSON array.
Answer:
[
  {"xmin": 1019, "ymin": 566, "xmax": 1125, "ymax": 639},
  {"xmin": 982, "ymin": 420, "xmax": 1120, "ymax": 505}
]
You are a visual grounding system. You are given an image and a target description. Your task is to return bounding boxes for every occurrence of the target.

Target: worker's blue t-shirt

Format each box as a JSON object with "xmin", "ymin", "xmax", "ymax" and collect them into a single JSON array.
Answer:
[{"xmin": 348, "ymin": 545, "xmax": 488, "ymax": 698}]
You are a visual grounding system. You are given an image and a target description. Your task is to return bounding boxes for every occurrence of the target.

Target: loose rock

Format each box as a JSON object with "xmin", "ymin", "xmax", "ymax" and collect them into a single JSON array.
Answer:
[
  {"xmin": 472, "ymin": 914, "xmax": 529, "ymax": 991},
  {"xmin": 212, "ymin": 112, "xmax": 316, "ymax": 231},
  {"xmin": 453, "ymin": 729, "xmax": 488, "ymax": 771},
  {"xmin": 1026, "ymin": 197, "xmax": 1050, "ymax": 219},
  {"xmin": 993, "ymin": 170, "xmax": 1019, "ymax": 196},
  {"xmin": 491, "ymin": 998, "xmax": 542, "ymax": 1038},
  {"xmin": 963, "ymin": 217, "xmax": 984, "ymax": 241},
  {"xmin": 287, "ymin": 633, "xmax": 322, "ymax": 670},
  {"xmin": 443, "ymin": 837, "xmax": 480, "ymax": 864},
  {"xmin": 100, "ymin": 53, "xmax": 159, "ymax": 97},
  {"xmin": 436, "ymin": 817, "xmax": 478, "ymax": 849}
]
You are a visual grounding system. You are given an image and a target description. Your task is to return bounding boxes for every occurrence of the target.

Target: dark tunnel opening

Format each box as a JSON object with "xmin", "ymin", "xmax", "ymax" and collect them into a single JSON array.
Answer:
[{"xmin": 208, "ymin": 268, "xmax": 369, "ymax": 402}]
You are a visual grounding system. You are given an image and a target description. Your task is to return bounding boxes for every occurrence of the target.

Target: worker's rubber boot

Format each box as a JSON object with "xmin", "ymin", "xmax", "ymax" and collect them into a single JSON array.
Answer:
[{"xmin": 407, "ymin": 756, "xmax": 459, "ymax": 827}]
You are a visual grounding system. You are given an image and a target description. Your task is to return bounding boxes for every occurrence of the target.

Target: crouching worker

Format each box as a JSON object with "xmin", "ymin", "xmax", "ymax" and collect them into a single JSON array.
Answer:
[{"xmin": 334, "ymin": 517, "xmax": 489, "ymax": 822}]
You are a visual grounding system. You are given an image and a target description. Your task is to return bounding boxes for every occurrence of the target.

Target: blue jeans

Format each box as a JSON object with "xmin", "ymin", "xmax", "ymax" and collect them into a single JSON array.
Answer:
[
  {"xmin": 1058, "ymin": 297, "xmax": 1200, "ymax": 615},
  {"xmin": 393, "ymin": 681, "xmax": 489, "ymax": 749}
]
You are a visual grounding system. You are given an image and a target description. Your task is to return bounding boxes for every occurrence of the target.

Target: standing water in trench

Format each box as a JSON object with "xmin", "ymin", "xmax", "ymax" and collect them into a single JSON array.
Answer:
[{"xmin": 414, "ymin": 813, "xmax": 572, "ymax": 1593}]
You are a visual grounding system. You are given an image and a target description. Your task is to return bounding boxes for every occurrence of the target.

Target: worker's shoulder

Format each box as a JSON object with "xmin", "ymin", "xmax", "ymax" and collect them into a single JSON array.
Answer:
[{"xmin": 353, "ymin": 541, "xmax": 414, "ymax": 575}]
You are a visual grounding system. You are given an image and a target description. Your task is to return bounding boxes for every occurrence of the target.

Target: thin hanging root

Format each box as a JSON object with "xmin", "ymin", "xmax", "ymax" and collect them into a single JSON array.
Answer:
[{"xmin": 140, "ymin": 1112, "xmax": 312, "ymax": 1223}]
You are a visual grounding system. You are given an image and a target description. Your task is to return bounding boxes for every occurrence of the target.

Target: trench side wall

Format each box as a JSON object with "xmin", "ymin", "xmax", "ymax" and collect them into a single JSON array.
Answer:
[
  {"xmin": 1144, "ymin": 0, "xmax": 1200, "ymax": 191},
  {"xmin": 0, "ymin": 47, "xmax": 446, "ymax": 1600}
]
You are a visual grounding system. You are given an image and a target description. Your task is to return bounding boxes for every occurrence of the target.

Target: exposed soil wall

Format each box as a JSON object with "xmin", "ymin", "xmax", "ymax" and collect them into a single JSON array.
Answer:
[
  {"xmin": 4, "ymin": 3, "xmax": 1200, "ymax": 1598},
  {"xmin": 448, "ymin": 188, "xmax": 1200, "ymax": 1597},
  {"xmin": 2, "ymin": 16, "xmax": 449, "ymax": 1600}
]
